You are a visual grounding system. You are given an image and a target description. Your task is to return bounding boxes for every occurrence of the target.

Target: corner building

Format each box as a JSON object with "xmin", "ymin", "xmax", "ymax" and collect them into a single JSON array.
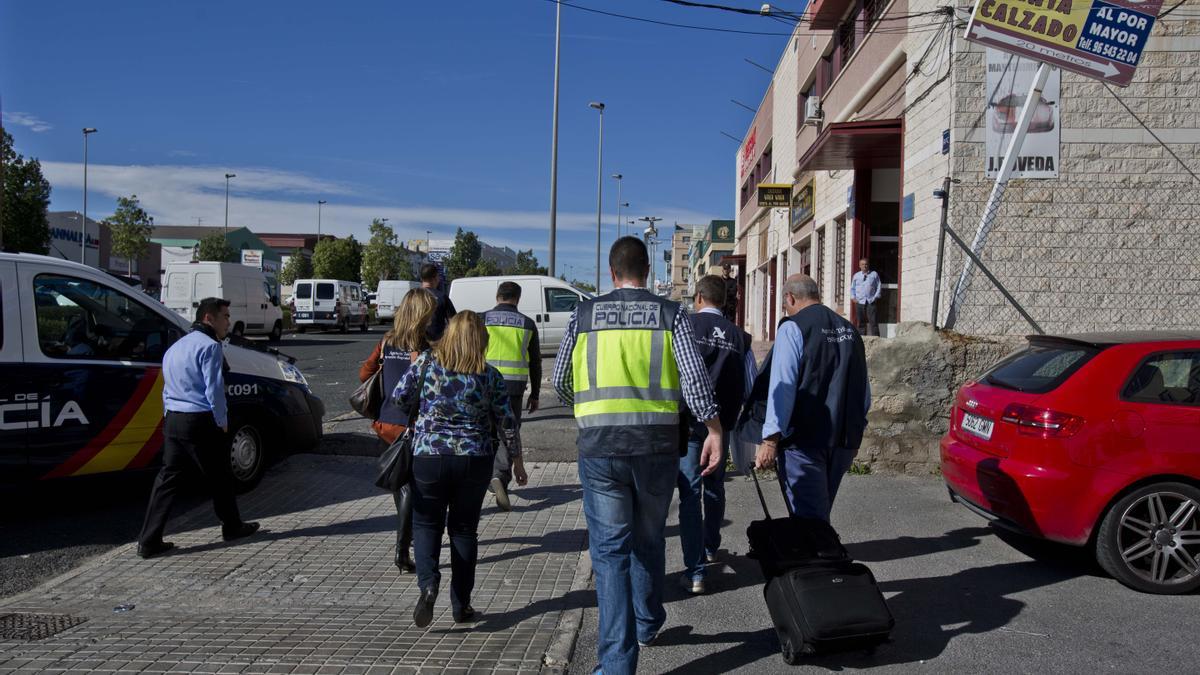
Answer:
[{"xmin": 734, "ymin": 0, "xmax": 1200, "ymax": 340}]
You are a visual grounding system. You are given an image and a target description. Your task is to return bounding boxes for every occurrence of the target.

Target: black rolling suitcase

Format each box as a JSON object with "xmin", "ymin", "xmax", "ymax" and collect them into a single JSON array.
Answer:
[{"xmin": 747, "ymin": 470, "xmax": 893, "ymax": 663}]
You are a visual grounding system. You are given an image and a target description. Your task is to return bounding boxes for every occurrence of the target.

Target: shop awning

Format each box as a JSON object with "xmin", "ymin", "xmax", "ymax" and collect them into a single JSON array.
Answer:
[{"xmin": 796, "ymin": 119, "xmax": 902, "ymax": 172}]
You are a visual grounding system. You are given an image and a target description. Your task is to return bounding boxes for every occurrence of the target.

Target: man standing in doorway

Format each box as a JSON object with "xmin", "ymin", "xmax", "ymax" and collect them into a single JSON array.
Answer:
[
  {"xmin": 420, "ymin": 263, "xmax": 457, "ymax": 341},
  {"xmin": 138, "ymin": 297, "xmax": 259, "ymax": 559},
  {"xmin": 483, "ymin": 281, "xmax": 541, "ymax": 511},
  {"xmin": 851, "ymin": 258, "xmax": 881, "ymax": 337},
  {"xmin": 721, "ymin": 263, "xmax": 739, "ymax": 322},
  {"xmin": 554, "ymin": 237, "xmax": 723, "ymax": 675},
  {"xmin": 755, "ymin": 275, "xmax": 870, "ymax": 523}
]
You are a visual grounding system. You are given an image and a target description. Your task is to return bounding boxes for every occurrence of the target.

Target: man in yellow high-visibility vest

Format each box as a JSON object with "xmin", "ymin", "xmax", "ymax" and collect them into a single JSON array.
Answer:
[
  {"xmin": 553, "ymin": 237, "xmax": 723, "ymax": 675},
  {"xmin": 483, "ymin": 281, "xmax": 540, "ymax": 511}
]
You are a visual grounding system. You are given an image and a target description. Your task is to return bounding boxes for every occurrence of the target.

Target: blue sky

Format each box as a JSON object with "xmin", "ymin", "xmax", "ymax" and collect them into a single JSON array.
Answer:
[{"xmin": 1, "ymin": 0, "xmax": 797, "ymax": 286}]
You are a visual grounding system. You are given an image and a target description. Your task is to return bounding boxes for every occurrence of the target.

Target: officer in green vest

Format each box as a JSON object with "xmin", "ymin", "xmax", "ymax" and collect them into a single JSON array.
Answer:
[
  {"xmin": 483, "ymin": 281, "xmax": 541, "ymax": 511},
  {"xmin": 552, "ymin": 236, "xmax": 723, "ymax": 675}
]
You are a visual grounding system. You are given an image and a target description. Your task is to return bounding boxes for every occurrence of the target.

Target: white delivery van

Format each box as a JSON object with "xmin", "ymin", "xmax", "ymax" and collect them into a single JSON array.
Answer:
[
  {"xmin": 374, "ymin": 280, "xmax": 421, "ymax": 324},
  {"xmin": 448, "ymin": 275, "xmax": 590, "ymax": 354},
  {"xmin": 0, "ymin": 252, "xmax": 324, "ymax": 489},
  {"xmin": 163, "ymin": 262, "xmax": 284, "ymax": 341},
  {"xmin": 292, "ymin": 279, "xmax": 370, "ymax": 333}
]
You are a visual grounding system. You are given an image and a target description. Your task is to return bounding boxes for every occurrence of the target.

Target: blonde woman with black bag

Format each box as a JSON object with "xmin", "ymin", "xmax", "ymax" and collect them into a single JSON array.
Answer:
[
  {"xmin": 392, "ymin": 310, "xmax": 526, "ymax": 627},
  {"xmin": 358, "ymin": 288, "xmax": 436, "ymax": 573}
]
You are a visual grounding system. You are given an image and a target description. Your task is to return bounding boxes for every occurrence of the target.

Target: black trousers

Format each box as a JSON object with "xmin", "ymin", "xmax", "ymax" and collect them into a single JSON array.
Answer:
[
  {"xmin": 412, "ymin": 454, "xmax": 493, "ymax": 613},
  {"xmin": 138, "ymin": 411, "xmax": 243, "ymax": 547},
  {"xmin": 492, "ymin": 393, "xmax": 524, "ymax": 486},
  {"xmin": 857, "ymin": 302, "xmax": 879, "ymax": 337}
]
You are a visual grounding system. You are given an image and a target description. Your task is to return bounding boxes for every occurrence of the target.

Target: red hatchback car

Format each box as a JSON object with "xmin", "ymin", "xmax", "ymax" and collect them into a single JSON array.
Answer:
[{"xmin": 941, "ymin": 333, "xmax": 1200, "ymax": 594}]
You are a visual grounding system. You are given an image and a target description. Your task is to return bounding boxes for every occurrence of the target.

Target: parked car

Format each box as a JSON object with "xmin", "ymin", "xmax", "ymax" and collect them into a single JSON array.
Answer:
[
  {"xmin": 374, "ymin": 280, "xmax": 421, "ymax": 324},
  {"xmin": 163, "ymin": 262, "xmax": 283, "ymax": 341},
  {"xmin": 941, "ymin": 332, "xmax": 1200, "ymax": 594},
  {"xmin": 448, "ymin": 275, "xmax": 591, "ymax": 354},
  {"xmin": 0, "ymin": 252, "xmax": 324, "ymax": 490},
  {"xmin": 291, "ymin": 279, "xmax": 369, "ymax": 333}
]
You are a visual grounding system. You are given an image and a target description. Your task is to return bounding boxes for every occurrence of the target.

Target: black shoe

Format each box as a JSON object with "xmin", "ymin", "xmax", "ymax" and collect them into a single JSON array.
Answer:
[
  {"xmin": 222, "ymin": 521, "xmax": 260, "ymax": 542},
  {"xmin": 137, "ymin": 541, "xmax": 175, "ymax": 559},
  {"xmin": 453, "ymin": 605, "xmax": 476, "ymax": 623},
  {"xmin": 395, "ymin": 549, "xmax": 416, "ymax": 573},
  {"xmin": 413, "ymin": 587, "xmax": 437, "ymax": 628}
]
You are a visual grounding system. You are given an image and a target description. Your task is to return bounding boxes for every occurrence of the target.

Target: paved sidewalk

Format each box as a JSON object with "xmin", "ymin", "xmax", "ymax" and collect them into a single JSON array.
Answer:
[{"xmin": 0, "ymin": 456, "xmax": 587, "ymax": 674}]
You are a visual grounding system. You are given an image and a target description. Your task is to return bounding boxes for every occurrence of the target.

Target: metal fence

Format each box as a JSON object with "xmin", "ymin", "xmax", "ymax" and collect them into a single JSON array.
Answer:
[{"xmin": 934, "ymin": 177, "xmax": 1200, "ymax": 337}]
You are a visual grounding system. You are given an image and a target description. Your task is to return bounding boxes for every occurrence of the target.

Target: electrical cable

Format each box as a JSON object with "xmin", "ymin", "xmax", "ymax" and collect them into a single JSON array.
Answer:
[
  {"xmin": 1103, "ymin": 82, "xmax": 1200, "ymax": 184},
  {"xmin": 1158, "ymin": 0, "xmax": 1188, "ymax": 18}
]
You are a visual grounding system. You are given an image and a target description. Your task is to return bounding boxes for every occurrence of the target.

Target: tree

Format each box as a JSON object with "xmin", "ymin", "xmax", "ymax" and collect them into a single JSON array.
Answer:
[
  {"xmin": 572, "ymin": 279, "xmax": 597, "ymax": 293},
  {"xmin": 104, "ymin": 195, "xmax": 154, "ymax": 275},
  {"xmin": 197, "ymin": 232, "xmax": 236, "ymax": 262},
  {"xmin": 444, "ymin": 227, "xmax": 481, "ymax": 279},
  {"xmin": 360, "ymin": 218, "xmax": 404, "ymax": 290},
  {"xmin": 1, "ymin": 128, "xmax": 52, "ymax": 254},
  {"xmin": 278, "ymin": 248, "xmax": 313, "ymax": 285},
  {"xmin": 510, "ymin": 249, "xmax": 548, "ymax": 275},
  {"xmin": 312, "ymin": 236, "xmax": 362, "ymax": 282},
  {"xmin": 465, "ymin": 258, "xmax": 502, "ymax": 277}
]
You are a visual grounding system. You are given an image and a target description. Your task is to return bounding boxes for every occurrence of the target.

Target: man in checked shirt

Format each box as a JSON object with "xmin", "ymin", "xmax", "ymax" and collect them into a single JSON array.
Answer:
[{"xmin": 553, "ymin": 237, "xmax": 723, "ymax": 675}]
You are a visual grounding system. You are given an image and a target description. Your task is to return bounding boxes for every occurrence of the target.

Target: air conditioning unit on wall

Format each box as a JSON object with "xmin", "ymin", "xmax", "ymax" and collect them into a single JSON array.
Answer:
[{"xmin": 804, "ymin": 96, "xmax": 823, "ymax": 125}]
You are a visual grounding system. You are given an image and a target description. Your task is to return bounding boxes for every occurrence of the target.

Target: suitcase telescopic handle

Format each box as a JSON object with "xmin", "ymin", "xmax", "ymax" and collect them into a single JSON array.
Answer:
[{"xmin": 750, "ymin": 464, "xmax": 795, "ymax": 520}]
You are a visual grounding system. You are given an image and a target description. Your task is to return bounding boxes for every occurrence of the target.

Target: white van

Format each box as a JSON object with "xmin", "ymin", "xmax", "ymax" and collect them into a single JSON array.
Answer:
[
  {"xmin": 0, "ymin": 252, "xmax": 324, "ymax": 489},
  {"xmin": 448, "ymin": 275, "xmax": 591, "ymax": 354},
  {"xmin": 292, "ymin": 279, "xmax": 370, "ymax": 333},
  {"xmin": 375, "ymin": 280, "xmax": 421, "ymax": 324},
  {"xmin": 163, "ymin": 262, "xmax": 284, "ymax": 341}
]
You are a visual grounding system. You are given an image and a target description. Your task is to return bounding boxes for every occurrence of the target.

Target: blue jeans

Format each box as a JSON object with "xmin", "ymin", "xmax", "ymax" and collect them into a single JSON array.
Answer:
[
  {"xmin": 411, "ymin": 454, "xmax": 493, "ymax": 614},
  {"xmin": 775, "ymin": 446, "xmax": 857, "ymax": 521},
  {"xmin": 578, "ymin": 453, "xmax": 677, "ymax": 675},
  {"xmin": 677, "ymin": 434, "xmax": 728, "ymax": 581}
]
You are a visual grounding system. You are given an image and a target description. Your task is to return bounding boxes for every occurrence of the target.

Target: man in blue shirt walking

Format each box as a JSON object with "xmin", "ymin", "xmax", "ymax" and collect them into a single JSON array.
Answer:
[
  {"xmin": 137, "ymin": 297, "xmax": 259, "ymax": 559},
  {"xmin": 851, "ymin": 258, "xmax": 881, "ymax": 337},
  {"xmin": 755, "ymin": 275, "xmax": 870, "ymax": 522}
]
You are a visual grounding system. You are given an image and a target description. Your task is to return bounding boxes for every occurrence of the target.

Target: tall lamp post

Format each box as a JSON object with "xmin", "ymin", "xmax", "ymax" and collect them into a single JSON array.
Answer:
[
  {"xmin": 81, "ymin": 127, "xmax": 98, "ymax": 263},
  {"xmin": 638, "ymin": 216, "xmax": 662, "ymax": 289},
  {"xmin": 611, "ymin": 174, "xmax": 623, "ymax": 239},
  {"xmin": 317, "ymin": 200, "xmax": 327, "ymax": 238},
  {"xmin": 224, "ymin": 173, "xmax": 237, "ymax": 234},
  {"xmin": 589, "ymin": 102, "xmax": 605, "ymax": 292},
  {"xmin": 547, "ymin": 0, "xmax": 562, "ymax": 276}
]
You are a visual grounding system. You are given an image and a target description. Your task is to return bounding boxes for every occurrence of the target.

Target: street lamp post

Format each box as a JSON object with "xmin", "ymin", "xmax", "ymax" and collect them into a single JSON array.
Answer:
[
  {"xmin": 589, "ymin": 102, "xmax": 605, "ymax": 292},
  {"xmin": 81, "ymin": 128, "xmax": 97, "ymax": 263},
  {"xmin": 317, "ymin": 200, "xmax": 327, "ymax": 238},
  {"xmin": 224, "ymin": 173, "xmax": 237, "ymax": 234},
  {"xmin": 638, "ymin": 216, "xmax": 662, "ymax": 289},
  {"xmin": 548, "ymin": 0, "xmax": 562, "ymax": 276},
  {"xmin": 611, "ymin": 174, "xmax": 623, "ymax": 240}
]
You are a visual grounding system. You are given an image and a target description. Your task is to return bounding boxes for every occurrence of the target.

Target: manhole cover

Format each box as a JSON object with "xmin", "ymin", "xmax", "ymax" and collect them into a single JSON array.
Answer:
[{"xmin": 0, "ymin": 613, "xmax": 88, "ymax": 641}]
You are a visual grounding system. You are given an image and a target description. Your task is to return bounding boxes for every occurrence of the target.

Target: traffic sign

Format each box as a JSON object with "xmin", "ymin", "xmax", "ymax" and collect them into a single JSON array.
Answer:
[{"xmin": 965, "ymin": 0, "xmax": 1165, "ymax": 87}]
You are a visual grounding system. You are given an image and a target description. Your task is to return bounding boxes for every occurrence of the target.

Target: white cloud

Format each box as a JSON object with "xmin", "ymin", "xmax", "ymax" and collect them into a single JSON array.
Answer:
[
  {"xmin": 2, "ymin": 111, "xmax": 53, "ymax": 133},
  {"xmin": 41, "ymin": 160, "xmax": 719, "ymax": 271}
]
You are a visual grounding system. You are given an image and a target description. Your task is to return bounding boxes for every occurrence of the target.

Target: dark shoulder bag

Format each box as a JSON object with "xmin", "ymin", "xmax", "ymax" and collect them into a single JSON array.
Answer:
[
  {"xmin": 375, "ymin": 358, "xmax": 431, "ymax": 491},
  {"xmin": 350, "ymin": 339, "xmax": 387, "ymax": 420}
]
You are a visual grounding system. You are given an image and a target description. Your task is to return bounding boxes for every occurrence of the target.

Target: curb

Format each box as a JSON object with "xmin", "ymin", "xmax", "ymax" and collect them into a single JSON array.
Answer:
[{"xmin": 541, "ymin": 544, "xmax": 593, "ymax": 674}]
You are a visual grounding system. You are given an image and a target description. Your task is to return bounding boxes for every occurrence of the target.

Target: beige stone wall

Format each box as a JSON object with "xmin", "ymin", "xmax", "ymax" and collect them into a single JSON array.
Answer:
[{"xmin": 940, "ymin": 15, "xmax": 1200, "ymax": 335}]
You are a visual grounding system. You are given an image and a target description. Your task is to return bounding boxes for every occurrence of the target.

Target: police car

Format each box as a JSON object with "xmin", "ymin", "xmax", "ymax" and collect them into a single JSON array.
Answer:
[{"xmin": 0, "ymin": 252, "xmax": 324, "ymax": 489}]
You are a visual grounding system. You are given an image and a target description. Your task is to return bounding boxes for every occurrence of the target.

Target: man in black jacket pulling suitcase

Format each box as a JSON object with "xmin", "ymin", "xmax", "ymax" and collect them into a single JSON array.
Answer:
[{"xmin": 754, "ymin": 274, "xmax": 870, "ymax": 521}]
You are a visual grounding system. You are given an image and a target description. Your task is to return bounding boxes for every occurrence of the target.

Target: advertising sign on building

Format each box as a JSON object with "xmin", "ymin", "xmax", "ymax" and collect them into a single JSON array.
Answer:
[
  {"xmin": 757, "ymin": 183, "xmax": 791, "ymax": 208},
  {"xmin": 711, "ymin": 220, "xmax": 735, "ymax": 244},
  {"xmin": 965, "ymin": 0, "xmax": 1164, "ymax": 87},
  {"xmin": 740, "ymin": 127, "xmax": 758, "ymax": 179},
  {"xmin": 790, "ymin": 179, "xmax": 815, "ymax": 231},
  {"xmin": 241, "ymin": 249, "xmax": 264, "ymax": 269},
  {"xmin": 985, "ymin": 48, "xmax": 1061, "ymax": 178}
]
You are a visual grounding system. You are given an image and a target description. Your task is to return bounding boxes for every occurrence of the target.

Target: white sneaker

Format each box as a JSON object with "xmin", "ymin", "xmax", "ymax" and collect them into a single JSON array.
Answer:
[
  {"xmin": 680, "ymin": 575, "xmax": 705, "ymax": 595},
  {"xmin": 491, "ymin": 477, "xmax": 512, "ymax": 512}
]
